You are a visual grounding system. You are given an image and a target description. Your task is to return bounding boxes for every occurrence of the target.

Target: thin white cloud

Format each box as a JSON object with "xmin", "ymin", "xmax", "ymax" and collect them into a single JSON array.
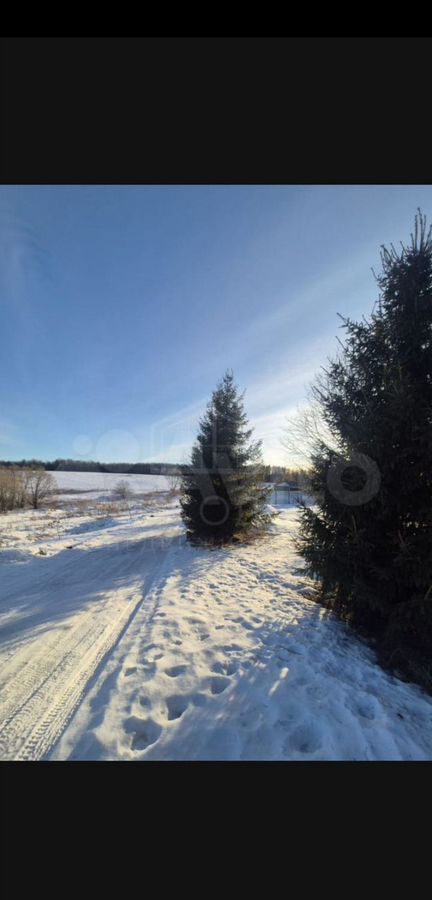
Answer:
[{"xmin": 252, "ymin": 242, "xmax": 379, "ymax": 356}]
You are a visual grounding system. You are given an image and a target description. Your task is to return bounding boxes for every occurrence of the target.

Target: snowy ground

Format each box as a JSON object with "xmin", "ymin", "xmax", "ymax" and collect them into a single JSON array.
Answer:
[
  {"xmin": 50, "ymin": 470, "xmax": 172, "ymax": 500},
  {"xmin": 1, "ymin": 476, "xmax": 431, "ymax": 761}
]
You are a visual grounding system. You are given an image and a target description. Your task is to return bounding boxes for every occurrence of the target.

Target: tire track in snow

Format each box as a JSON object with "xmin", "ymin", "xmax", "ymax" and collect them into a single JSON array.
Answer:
[
  {"xmin": 0, "ymin": 590, "xmax": 142, "ymax": 760},
  {"xmin": 0, "ymin": 536, "xmax": 179, "ymax": 760}
]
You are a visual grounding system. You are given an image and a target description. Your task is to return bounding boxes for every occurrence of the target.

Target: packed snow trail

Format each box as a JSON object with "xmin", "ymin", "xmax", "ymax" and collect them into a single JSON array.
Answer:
[
  {"xmin": 0, "ymin": 507, "xmax": 181, "ymax": 760},
  {"xmin": 50, "ymin": 509, "xmax": 432, "ymax": 762}
]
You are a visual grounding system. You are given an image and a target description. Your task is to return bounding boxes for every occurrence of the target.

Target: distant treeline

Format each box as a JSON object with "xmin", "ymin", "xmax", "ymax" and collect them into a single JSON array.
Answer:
[
  {"xmin": 0, "ymin": 459, "xmax": 310, "ymax": 484},
  {"xmin": 0, "ymin": 458, "xmax": 182, "ymax": 476}
]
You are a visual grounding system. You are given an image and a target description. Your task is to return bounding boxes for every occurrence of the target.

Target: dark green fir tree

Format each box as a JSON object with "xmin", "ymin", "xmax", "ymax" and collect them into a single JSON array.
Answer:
[
  {"xmin": 298, "ymin": 211, "xmax": 432, "ymax": 690},
  {"xmin": 180, "ymin": 371, "xmax": 273, "ymax": 544}
]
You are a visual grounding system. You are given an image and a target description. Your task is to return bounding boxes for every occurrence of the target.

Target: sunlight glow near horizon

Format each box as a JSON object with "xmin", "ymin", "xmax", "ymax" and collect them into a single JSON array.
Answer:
[{"xmin": 1, "ymin": 185, "xmax": 431, "ymax": 466}]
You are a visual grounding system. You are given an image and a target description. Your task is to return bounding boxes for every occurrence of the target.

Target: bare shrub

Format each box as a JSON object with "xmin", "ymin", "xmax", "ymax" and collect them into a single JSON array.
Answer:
[
  {"xmin": 44, "ymin": 496, "xmax": 59, "ymax": 511},
  {"xmin": 16, "ymin": 468, "xmax": 32, "ymax": 507},
  {"xmin": 167, "ymin": 471, "xmax": 182, "ymax": 491},
  {"xmin": 74, "ymin": 498, "xmax": 93, "ymax": 515},
  {"xmin": 282, "ymin": 401, "xmax": 340, "ymax": 467},
  {"xmin": 95, "ymin": 501, "xmax": 124, "ymax": 517},
  {"xmin": 0, "ymin": 468, "xmax": 16, "ymax": 511},
  {"xmin": 113, "ymin": 479, "xmax": 132, "ymax": 500},
  {"xmin": 0, "ymin": 467, "xmax": 29, "ymax": 512},
  {"xmin": 26, "ymin": 469, "xmax": 55, "ymax": 509}
]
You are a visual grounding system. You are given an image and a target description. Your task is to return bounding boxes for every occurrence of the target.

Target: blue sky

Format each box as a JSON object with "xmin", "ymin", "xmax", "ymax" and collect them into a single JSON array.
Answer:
[{"xmin": 1, "ymin": 185, "xmax": 431, "ymax": 465}]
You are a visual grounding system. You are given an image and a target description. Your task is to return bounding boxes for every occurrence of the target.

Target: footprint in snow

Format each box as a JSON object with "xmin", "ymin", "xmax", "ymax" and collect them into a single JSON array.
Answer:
[
  {"xmin": 209, "ymin": 676, "xmax": 231, "ymax": 695},
  {"xmin": 166, "ymin": 695, "xmax": 190, "ymax": 721},
  {"xmin": 125, "ymin": 716, "xmax": 162, "ymax": 751},
  {"xmin": 283, "ymin": 643, "xmax": 306, "ymax": 656},
  {"xmin": 141, "ymin": 662, "xmax": 157, "ymax": 681},
  {"xmin": 354, "ymin": 695, "xmax": 381, "ymax": 721},
  {"xmin": 232, "ymin": 617, "xmax": 254, "ymax": 629},
  {"xmin": 165, "ymin": 664, "xmax": 188, "ymax": 678},
  {"xmin": 287, "ymin": 721, "xmax": 324, "ymax": 754},
  {"xmin": 211, "ymin": 660, "xmax": 237, "ymax": 676}
]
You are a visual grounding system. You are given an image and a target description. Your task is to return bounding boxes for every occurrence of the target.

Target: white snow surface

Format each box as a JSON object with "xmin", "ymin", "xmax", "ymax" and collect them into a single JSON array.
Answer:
[
  {"xmin": 1, "ymin": 496, "xmax": 431, "ymax": 761},
  {"xmin": 50, "ymin": 470, "xmax": 172, "ymax": 497}
]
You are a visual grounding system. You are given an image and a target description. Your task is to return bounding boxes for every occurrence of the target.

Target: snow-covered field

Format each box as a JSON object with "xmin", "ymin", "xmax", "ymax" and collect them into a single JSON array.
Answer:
[
  {"xmin": 1, "ymin": 475, "xmax": 431, "ymax": 761},
  {"xmin": 50, "ymin": 470, "xmax": 172, "ymax": 498}
]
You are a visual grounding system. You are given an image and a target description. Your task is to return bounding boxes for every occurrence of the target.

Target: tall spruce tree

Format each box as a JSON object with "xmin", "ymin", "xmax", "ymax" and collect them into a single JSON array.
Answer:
[
  {"xmin": 180, "ymin": 371, "xmax": 273, "ymax": 543},
  {"xmin": 298, "ymin": 211, "xmax": 432, "ymax": 689}
]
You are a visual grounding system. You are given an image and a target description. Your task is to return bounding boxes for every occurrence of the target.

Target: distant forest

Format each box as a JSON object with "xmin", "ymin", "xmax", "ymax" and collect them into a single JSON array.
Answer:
[{"xmin": 0, "ymin": 459, "xmax": 182, "ymax": 476}]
